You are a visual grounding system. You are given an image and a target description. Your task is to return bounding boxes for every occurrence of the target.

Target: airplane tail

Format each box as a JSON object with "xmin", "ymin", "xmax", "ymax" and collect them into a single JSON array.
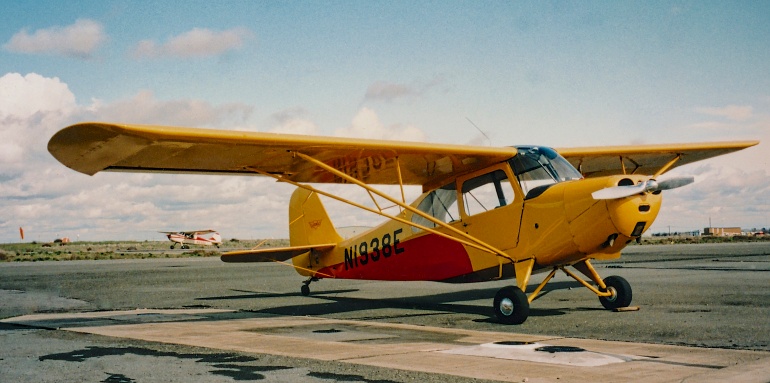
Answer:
[
  {"xmin": 289, "ymin": 187, "xmax": 343, "ymax": 247},
  {"xmin": 210, "ymin": 232, "xmax": 222, "ymax": 244}
]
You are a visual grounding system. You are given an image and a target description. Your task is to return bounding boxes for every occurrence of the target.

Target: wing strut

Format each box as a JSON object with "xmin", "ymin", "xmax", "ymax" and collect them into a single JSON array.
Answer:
[
  {"xmin": 245, "ymin": 152, "xmax": 514, "ymax": 264},
  {"xmin": 653, "ymin": 154, "xmax": 682, "ymax": 178},
  {"xmin": 291, "ymin": 151, "xmax": 513, "ymax": 262},
  {"xmin": 249, "ymin": 165, "xmax": 511, "ymax": 262},
  {"xmin": 620, "ymin": 156, "xmax": 626, "ymax": 175}
]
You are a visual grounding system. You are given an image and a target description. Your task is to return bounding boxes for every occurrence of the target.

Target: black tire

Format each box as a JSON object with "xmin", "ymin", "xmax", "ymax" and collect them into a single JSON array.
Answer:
[
  {"xmin": 170, "ymin": 245, "xmax": 175, "ymax": 249},
  {"xmin": 493, "ymin": 286, "xmax": 530, "ymax": 324},
  {"xmin": 300, "ymin": 284, "xmax": 310, "ymax": 296},
  {"xmin": 599, "ymin": 275, "xmax": 632, "ymax": 310}
]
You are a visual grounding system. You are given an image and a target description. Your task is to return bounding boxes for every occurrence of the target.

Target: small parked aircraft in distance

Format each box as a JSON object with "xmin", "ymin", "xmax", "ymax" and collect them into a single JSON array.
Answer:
[
  {"xmin": 161, "ymin": 230, "xmax": 222, "ymax": 249},
  {"xmin": 48, "ymin": 122, "xmax": 757, "ymax": 324}
]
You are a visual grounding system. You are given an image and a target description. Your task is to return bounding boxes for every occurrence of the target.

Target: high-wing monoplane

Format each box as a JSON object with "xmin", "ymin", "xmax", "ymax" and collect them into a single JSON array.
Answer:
[
  {"xmin": 161, "ymin": 230, "xmax": 222, "ymax": 249},
  {"xmin": 48, "ymin": 122, "xmax": 757, "ymax": 324}
]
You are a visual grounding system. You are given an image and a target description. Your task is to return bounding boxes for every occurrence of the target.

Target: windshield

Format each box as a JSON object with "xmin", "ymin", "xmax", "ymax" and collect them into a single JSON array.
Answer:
[{"xmin": 509, "ymin": 146, "xmax": 582, "ymax": 196}]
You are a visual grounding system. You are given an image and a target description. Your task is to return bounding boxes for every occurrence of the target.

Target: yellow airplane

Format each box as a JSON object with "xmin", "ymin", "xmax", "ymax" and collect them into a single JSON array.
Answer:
[{"xmin": 48, "ymin": 122, "xmax": 757, "ymax": 324}]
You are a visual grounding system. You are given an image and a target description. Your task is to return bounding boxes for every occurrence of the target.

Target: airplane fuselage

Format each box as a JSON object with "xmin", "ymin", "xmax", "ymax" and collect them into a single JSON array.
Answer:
[
  {"xmin": 291, "ymin": 150, "xmax": 662, "ymax": 284},
  {"xmin": 167, "ymin": 232, "xmax": 222, "ymax": 249}
]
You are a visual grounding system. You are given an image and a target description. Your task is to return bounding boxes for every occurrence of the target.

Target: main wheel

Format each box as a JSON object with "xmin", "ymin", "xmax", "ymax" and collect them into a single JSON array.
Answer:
[
  {"xmin": 493, "ymin": 286, "xmax": 530, "ymax": 324},
  {"xmin": 599, "ymin": 275, "xmax": 632, "ymax": 310},
  {"xmin": 300, "ymin": 284, "xmax": 310, "ymax": 296}
]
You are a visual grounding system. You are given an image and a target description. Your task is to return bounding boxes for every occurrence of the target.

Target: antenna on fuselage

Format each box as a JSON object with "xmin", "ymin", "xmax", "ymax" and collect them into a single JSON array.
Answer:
[{"xmin": 465, "ymin": 117, "xmax": 491, "ymax": 146}]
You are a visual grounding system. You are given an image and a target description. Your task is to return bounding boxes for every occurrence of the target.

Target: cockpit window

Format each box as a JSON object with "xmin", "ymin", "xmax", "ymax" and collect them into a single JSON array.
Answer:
[
  {"xmin": 411, "ymin": 183, "xmax": 458, "ymax": 232},
  {"xmin": 509, "ymin": 146, "xmax": 582, "ymax": 196},
  {"xmin": 461, "ymin": 169, "xmax": 515, "ymax": 216}
]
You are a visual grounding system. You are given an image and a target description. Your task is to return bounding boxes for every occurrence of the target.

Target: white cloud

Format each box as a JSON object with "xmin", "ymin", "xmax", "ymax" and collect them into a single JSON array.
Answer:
[
  {"xmin": 84, "ymin": 90, "xmax": 253, "ymax": 127},
  {"xmin": 335, "ymin": 107, "xmax": 427, "ymax": 142},
  {"xmin": 0, "ymin": 73, "xmax": 76, "ymax": 119},
  {"xmin": 364, "ymin": 76, "xmax": 448, "ymax": 102},
  {"xmin": 3, "ymin": 19, "xmax": 106, "ymax": 58},
  {"xmin": 0, "ymin": 73, "xmax": 268, "ymax": 242},
  {"xmin": 652, "ymin": 163, "xmax": 770, "ymax": 232},
  {"xmin": 365, "ymin": 81, "xmax": 416, "ymax": 102},
  {"xmin": 131, "ymin": 27, "xmax": 252, "ymax": 59},
  {"xmin": 0, "ymin": 73, "xmax": 76, "ymax": 166},
  {"xmin": 695, "ymin": 105, "xmax": 753, "ymax": 121},
  {"xmin": 267, "ymin": 108, "xmax": 320, "ymax": 135}
]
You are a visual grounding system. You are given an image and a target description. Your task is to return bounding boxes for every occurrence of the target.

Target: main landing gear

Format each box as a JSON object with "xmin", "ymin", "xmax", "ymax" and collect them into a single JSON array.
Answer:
[{"xmin": 493, "ymin": 259, "xmax": 633, "ymax": 324}]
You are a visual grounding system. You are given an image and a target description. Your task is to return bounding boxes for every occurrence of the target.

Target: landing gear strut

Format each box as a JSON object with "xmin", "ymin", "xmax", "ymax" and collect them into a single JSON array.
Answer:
[{"xmin": 493, "ymin": 259, "xmax": 633, "ymax": 324}]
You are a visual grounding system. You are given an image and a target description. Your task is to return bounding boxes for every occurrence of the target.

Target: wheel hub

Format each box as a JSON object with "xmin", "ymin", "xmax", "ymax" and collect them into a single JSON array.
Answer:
[
  {"xmin": 499, "ymin": 297, "xmax": 514, "ymax": 316},
  {"xmin": 605, "ymin": 286, "xmax": 618, "ymax": 302}
]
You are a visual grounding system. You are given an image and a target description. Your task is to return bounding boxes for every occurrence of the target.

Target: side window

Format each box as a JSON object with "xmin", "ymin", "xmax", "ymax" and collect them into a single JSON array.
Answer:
[
  {"xmin": 411, "ymin": 184, "xmax": 458, "ymax": 232},
  {"xmin": 461, "ymin": 170, "xmax": 515, "ymax": 217}
]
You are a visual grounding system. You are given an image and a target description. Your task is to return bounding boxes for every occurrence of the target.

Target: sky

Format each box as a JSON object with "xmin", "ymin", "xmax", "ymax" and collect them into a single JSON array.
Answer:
[{"xmin": 1, "ymin": 1, "xmax": 769, "ymax": 243}]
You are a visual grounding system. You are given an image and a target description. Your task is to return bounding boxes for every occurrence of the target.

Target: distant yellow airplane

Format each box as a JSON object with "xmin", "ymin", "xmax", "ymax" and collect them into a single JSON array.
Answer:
[{"xmin": 49, "ymin": 122, "xmax": 757, "ymax": 324}]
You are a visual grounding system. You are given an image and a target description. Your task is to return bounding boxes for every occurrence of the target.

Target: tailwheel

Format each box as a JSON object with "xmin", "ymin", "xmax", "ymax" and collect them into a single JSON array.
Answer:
[
  {"xmin": 599, "ymin": 275, "xmax": 632, "ymax": 310},
  {"xmin": 300, "ymin": 277, "xmax": 318, "ymax": 296},
  {"xmin": 493, "ymin": 286, "xmax": 530, "ymax": 325}
]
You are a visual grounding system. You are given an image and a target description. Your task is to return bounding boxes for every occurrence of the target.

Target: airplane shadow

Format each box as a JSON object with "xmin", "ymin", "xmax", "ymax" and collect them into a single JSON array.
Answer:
[
  {"xmin": 195, "ymin": 280, "xmax": 590, "ymax": 322},
  {"xmin": 196, "ymin": 289, "xmax": 361, "ymax": 300}
]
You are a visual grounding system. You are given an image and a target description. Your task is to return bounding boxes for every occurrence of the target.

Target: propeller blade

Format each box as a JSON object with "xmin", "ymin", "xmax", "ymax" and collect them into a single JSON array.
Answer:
[
  {"xmin": 591, "ymin": 183, "xmax": 647, "ymax": 200},
  {"xmin": 592, "ymin": 176, "xmax": 695, "ymax": 200},
  {"xmin": 655, "ymin": 176, "xmax": 694, "ymax": 191}
]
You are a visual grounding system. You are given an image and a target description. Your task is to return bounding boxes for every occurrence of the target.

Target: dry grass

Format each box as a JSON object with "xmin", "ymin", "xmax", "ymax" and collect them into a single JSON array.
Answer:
[{"xmin": 0, "ymin": 239, "xmax": 288, "ymax": 262}]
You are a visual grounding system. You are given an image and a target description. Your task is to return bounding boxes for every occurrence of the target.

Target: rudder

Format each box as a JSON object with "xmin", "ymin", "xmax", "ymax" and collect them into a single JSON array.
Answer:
[{"xmin": 289, "ymin": 187, "xmax": 343, "ymax": 247}]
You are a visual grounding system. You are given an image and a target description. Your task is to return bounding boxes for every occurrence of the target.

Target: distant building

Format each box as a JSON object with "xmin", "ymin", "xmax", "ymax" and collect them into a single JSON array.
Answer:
[{"xmin": 703, "ymin": 227, "xmax": 742, "ymax": 236}]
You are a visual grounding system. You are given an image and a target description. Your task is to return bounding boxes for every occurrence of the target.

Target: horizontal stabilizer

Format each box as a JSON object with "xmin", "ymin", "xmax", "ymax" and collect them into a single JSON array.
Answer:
[{"xmin": 221, "ymin": 243, "xmax": 336, "ymax": 263}]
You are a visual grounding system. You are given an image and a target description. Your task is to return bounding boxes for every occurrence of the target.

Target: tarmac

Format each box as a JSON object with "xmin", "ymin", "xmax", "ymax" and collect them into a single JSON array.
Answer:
[
  {"xmin": 4, "ymin": 308, "xmax": 770, "ymax": 382},
  {"xmin": 1, "ymin": 242, "xmax": 769, "ymax": 382}
]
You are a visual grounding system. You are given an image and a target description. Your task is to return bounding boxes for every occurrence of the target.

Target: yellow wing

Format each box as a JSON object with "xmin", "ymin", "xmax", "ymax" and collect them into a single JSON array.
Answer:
[
  {"xmin": 48, "ymin": 122, "xmax": 758, "ymax": 184},
  {"xmin": 557, "ymin": 141, "xmax": 758, "ymax": 178},
  {"xmin": 48, "ymin": 122, "xmax": 517, "ymax": 188}
]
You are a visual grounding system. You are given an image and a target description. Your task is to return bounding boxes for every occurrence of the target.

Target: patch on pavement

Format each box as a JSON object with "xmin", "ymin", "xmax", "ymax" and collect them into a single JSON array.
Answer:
[{"xmin": 440, "ymin": 341, "xmax": 634, "ymax": 366}]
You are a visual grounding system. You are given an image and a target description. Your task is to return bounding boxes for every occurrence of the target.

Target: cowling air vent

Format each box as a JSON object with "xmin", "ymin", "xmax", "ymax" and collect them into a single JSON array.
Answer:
[{"xmin": 617, "ymin": 178, "xmax": 635, "ymax": 186}]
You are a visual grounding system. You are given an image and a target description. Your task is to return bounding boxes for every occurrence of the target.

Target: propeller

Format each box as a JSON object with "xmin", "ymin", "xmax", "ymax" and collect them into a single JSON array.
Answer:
[{"xmin": 592, "ymin": 176, "xmax": 694, "ymax": 200}]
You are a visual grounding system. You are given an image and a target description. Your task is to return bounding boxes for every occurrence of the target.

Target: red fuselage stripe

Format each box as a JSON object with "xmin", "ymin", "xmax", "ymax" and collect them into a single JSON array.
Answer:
[{"xmin": 317, "ymin": 232, "xmax": 474, "ymax": 281}]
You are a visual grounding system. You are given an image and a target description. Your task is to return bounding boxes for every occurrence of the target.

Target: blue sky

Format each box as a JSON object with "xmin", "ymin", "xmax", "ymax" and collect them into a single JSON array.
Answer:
[{"xmin": 1, "ymin": 1, "xmax": 768, "ymax": 242}]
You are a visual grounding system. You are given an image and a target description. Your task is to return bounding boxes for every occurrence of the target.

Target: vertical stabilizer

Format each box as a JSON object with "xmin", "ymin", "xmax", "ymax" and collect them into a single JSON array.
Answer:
[{"xmin": 289, "ymin": 187, "xmax": 343, "ymax": 247}]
